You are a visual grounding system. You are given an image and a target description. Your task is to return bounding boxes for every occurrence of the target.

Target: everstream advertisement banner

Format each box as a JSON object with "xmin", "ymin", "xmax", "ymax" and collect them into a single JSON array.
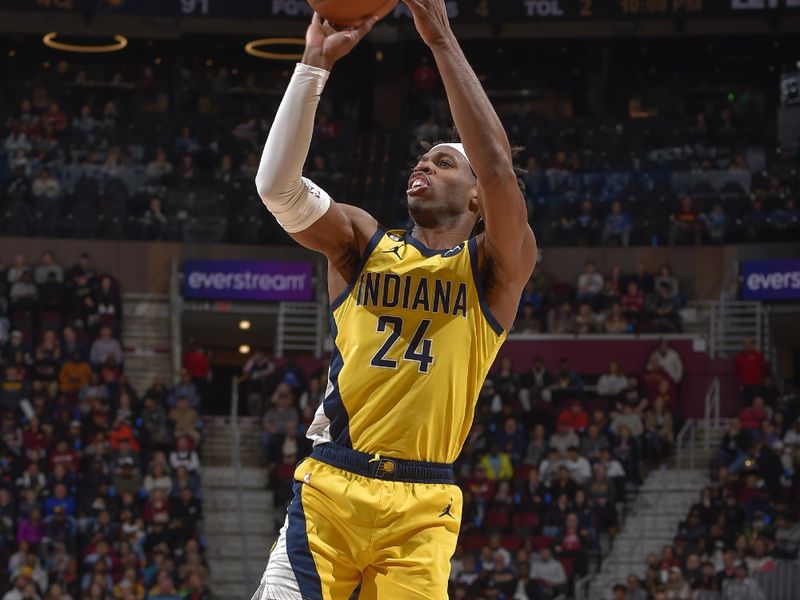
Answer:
[
  {"xmin": 741, "ymin": 258, "xmax": 800, "ymax": 301},
  {"xmin": 183, "ymin": 259, "xmax": 314, "ymax": 302}
]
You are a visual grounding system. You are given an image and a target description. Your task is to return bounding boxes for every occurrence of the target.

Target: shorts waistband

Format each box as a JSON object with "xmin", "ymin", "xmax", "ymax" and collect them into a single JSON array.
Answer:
[{"xmin": 310, "ymin": 443, "xmax": 454, "ymax": 484}]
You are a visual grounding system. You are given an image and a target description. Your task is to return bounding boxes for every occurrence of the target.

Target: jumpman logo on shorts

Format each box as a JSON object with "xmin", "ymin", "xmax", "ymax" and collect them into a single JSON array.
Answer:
[
  {"xmin": 382, "ymin": 245, "xmax": 403, "ymax": 259},
  {"xmin": 439, "ymin": 499, "xmax": 455, "ymax": 519}
]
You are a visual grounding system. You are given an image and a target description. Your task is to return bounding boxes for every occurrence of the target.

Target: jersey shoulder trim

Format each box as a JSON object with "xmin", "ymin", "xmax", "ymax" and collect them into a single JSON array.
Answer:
[
  {"xmin": 330, "ymin": 226, "xmax": 385, "ymax": 312},
  {"xmin": 467, "ymin": 237, "xmax": 504, "ymax": 336},
  {"xmin": 402, "ymin": 231, "xmax": 465, "ymax": 258}
]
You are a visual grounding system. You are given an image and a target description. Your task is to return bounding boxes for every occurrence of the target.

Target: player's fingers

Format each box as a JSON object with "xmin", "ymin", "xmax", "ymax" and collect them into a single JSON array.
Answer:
[
  {"xmin": 401, "ymin": 0, "xmax": 426, "ymax": 13},
  {"xmin": 353, "ymin": 14, "xmax": 381, "ymax": 39},
  {"xmin": 311, "ymin": 11, "xmax": 323, "ymax": 26}
]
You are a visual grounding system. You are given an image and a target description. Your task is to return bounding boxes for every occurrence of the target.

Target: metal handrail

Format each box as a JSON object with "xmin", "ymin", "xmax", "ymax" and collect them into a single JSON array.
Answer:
[
  {"xmin": 675, "ymin": 419, "xmax": 696, "ymax": 471},
  {"xmin": 230, "ymin": 376, "xmax": 254, "ymax": 590},
  {"xmin": 703, "ymin": 377, "xmax": 721, "ymax": 453},
  {"xmin": 573, "ymin": 574, "xmax": 592, "ymax": 600}
]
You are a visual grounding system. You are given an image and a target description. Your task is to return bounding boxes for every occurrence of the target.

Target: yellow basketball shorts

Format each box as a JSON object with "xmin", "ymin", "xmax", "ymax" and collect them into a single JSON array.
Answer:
[{"xmin": 251, "ymin": 443, "xmax": 463, "ymax": 600}]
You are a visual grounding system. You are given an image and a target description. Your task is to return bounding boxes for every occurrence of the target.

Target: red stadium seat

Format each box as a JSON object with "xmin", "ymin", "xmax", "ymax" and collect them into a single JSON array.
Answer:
[
  {"xmin": 513, "ymin": 511, "xmax": 539, "ymax": 534},
  {"xmin": 531, "ymin": 535, "xmax": 553, "ymax": 551},
  {"xmin": 462, "ymin": 534, "xmax": 488, "ymax": 552},
  {"xmin": 484, "ymin": 511, "xmax": 510, "ymax": 531},
  {"xmin": 513, "ymin": 464, "xmax": 532, "ymax": 481},
  {"xmin": 558, "ymin": 556, "xmax": 575, "ymax": 579},
  {"xmin": 500, "ymin": 534, "xmax": 523, "ymax": 551}
]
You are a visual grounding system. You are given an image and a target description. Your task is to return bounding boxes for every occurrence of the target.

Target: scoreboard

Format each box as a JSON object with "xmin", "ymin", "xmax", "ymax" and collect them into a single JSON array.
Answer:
[{"xmin": 11, "ymin": 0, "xmax": 800, "ymax": 21}]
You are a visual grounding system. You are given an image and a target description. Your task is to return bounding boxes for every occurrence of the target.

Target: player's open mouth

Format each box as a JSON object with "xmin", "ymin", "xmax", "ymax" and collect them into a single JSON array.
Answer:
[{"xmin": 407, "ymin": 172, "xmax": 431, "ymax": 196}]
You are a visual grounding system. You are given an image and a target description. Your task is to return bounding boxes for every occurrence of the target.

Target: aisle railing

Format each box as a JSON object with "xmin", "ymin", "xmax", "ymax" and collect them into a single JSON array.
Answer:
[{"xmin": 230, "ymin": 376, "xmax": 253, "ymax": 591}]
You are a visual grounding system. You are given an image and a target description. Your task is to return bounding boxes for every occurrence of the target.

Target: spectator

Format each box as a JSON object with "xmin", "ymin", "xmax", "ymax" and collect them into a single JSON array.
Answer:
[
  {"xmin": 620, "ymin": 281, "xmax": 645, "ymax": 323},
  {"xmin": 644, "ymin": 396, "xmax": 674, "ymax": 461},
  {"xmin": 664, "ymin": 565, "xmax": 691, "ymax": 599},
  {"xmin": 479, "ymin": 444, "xmax": 513, "ymax": 480},
  {"xmin": 242, "ymin": 351, "xmax": 276, "ymax": 417},
  {"xmin": 705, "ymin": 203, "xmax": 727, "ymax": 243},
  {"xmin": 597, "ymin": 360, "xmax": 628, "ymax": 398},
  {"xmin": 610, "ymin": 403, "xmax": 644, "ymax": 438},
  {"xmin": 528, "ymin": 547, "xmax": 567, "ymax": 598},
  {"xmin": 182, "ymin": 340, "xmax": 210, "ymax": 391},
  {"xmin": 146, "ymin": 148, "xmax": 174, "ymax": 181},
  {"xmin": 550, "ymin": 422, "xmax": 580, "ymax": 455},
  {"xmin": 31, "ymin": 168, "xmax": 61, "ymax": 201},
  {"xmin": 33, "ymin": 251, "xmax": 63, "ymax": 285},
  {"xmin": 649, "ymin": 340, "xmax": 683, "ymax": 385},
  {"xmin": 556, "ymin": 400, "xmax": 589, "ymax": 434},
  {"xmin": 717, "ymin": 417, "xmax": 749, "ymax": 473},
  {"xmin": 604, "ymin": 303, "xmax": 630, "ymax": 333},
  {"xmin": 169, "ymin": 397, "xmax": 200, "ymax": 444},
  {"xmin": 140, "ymin": 197, "xmax": 169, "ymax": 240},
  {"xmin": 495, "ymin": 418, "xmax": 526, "ymax": 463},
  {"xmin": 9, "ymin": 272, "xmax": 37, "ymax": 308},
  {"xmin": 576, "ymin": 261, "xmax": 604, "ymax": 304},
  {"xmin": 647, "ymin": 282, "xmax": 681, "ymax": 332},
  {"xmin": 547, "ymin": 301, "xmax": 576, "ymax": 334},
  {"xmin": 169, "ymin": 369, "xmax": 201, "ymax": 409},
  {"xmin": 580, "ymin": 424, "xmax": 609, "ymax": 463},
  {"xmin": 575, "ymin": 303, "xmax": 602, "ymax": 334},
  {"xmin": 735, "ymin": 339, "xmax": 769, "ymax": 400},
  {"xmin": 739, "ymin": 396, "xmax": 768, "ymax": 434},
  {"xmin": 602, "ymin": 201, "xmax": 632, "ymax": 246},
  {"xmin": 563, "ymin": 446, "xmax": 592, "ymax": 485},
  {"xmin": 260, "ymin": 383, "xmax": 299, "ymax": 460},
  {"xmin": 513, "ymin": 302, "xmax": 541, "ymax": 334},
  {"xmin": 89, "ymin": 326, "xmax": 123, "ymax": 367},
  {"xmin": 669, "ymin": 195, "xmax": 703, "ymax": 245}
]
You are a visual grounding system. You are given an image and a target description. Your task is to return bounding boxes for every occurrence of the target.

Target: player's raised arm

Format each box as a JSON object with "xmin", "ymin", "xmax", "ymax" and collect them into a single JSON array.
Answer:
[
  {"xmin": 403, "ymin": 1, "xmax": 537, "ymax": 310},
  {"xmin": 255, "ymin": 13, "xmax": 379, "ymax": 280}
]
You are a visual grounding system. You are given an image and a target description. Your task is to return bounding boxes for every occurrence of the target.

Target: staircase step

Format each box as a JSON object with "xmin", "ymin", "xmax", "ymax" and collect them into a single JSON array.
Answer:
[
  {"xmin": 205, "ymin": 516, "xmax": 276, "ymax": 535},
  {"xmin": 204, "ymin": 489, "xmax": 274, "ymax": 510},
  {"xmin": 203, "ymin": 466, "xmax": 269, "ymax": 489}
]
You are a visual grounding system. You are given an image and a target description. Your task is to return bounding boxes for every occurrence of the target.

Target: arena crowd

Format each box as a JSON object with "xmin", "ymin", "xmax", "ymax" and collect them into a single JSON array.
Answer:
[{"xmin": 0, "ymin": 252, "xmax": 209, "ymax": 600}]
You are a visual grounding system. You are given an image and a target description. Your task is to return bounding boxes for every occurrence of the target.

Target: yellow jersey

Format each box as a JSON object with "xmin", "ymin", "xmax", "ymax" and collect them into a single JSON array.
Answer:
[{"xmin": 306, "ymin": 228, "xmax": 507, "ymax": 463}]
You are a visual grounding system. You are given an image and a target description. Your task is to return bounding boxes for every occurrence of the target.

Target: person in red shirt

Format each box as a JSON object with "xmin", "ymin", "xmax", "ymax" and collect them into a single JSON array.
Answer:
[
  {"xmin": 620, "ymin": 281, "xmax": 645, "ymax": 324},
  {"xmin": 40, "ymin": 102, "xmax": 68, "ymax": 134},
  {"xmin": 669, "ymin": 195, "xmax": 703, "ymax": 245},
  {"xmin": 48, "ymin": 439, "xmax": 80, "ymax": 473},
  {"xmin": 556, "ymin": 400, "xmax": 589, "ymax": 434},
  {"xmin": 643, "ymin": 354, "xmax": 675, "ymax": 407},
  {"xmin": 182, "ymin": 340, "xmax": 210, "ymax": 380},
  {"xmin": 21, "ymin": 417, "xmax": 49, "ymax": 458},
  {"xmin": 735, "ymin": 339, "xmax": 769, "ymax": 402},
  {"xmin": 739, "ymin": 395, "xmax": 768, "ymax": 432},
  {"xmin": 182, "ymin": 339, "xmax": 210, "ymax": 399}
]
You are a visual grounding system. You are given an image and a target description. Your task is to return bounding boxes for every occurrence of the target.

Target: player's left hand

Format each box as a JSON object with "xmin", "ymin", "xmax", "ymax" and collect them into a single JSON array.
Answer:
[{"xmin": 401, "ymin": 0, "xmax": 454, "ymax": 48}]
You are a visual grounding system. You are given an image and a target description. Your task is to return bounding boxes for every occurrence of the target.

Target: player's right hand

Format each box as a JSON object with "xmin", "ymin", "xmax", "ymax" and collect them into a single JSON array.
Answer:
[{"xmin": 302, "ymin": 12, "xmax": 379, "ymax": 71}]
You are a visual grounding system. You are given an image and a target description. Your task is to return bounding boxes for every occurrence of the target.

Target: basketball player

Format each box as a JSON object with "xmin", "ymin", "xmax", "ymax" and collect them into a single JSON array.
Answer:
[{"xmin": 251, "ymin": 1, "xmax": 536, "ymax": 598}]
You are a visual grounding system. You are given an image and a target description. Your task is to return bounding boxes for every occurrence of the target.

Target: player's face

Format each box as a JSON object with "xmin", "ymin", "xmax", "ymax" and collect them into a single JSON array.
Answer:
[{"xmin": 406, "ymin": 149, "xmax": 478, "ymax": 227}]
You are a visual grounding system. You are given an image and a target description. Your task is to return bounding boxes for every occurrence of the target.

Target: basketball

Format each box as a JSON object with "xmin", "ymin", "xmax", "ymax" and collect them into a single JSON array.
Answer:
[{"xmin": 308, "ymin": 0, "xmax": 400, "ymax": 26}]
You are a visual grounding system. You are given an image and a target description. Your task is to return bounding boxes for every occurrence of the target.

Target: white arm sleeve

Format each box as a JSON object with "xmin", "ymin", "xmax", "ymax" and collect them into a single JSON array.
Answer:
[{"xmin": 255, "ymin": 63, "xmax": 333, "ymax": 233}]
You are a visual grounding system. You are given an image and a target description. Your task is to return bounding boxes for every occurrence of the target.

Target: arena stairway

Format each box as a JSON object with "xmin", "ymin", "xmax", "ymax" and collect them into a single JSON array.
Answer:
[
  {"xmin": 586, "ymin": 468, "xmax": 709, "ymax": 599},
  {"xmin": 201, "ymin": 417, "xmax": 278, "ymax": 600},
  {"xmin": 121, "ymin": 292, "xmax": 174, "ymax": 395}
]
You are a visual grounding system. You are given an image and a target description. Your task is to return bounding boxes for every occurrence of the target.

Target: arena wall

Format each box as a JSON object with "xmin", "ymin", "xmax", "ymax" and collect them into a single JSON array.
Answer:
[{"xmin": 1, "ymin": 237, "xmax": 797, "ymax": 299}]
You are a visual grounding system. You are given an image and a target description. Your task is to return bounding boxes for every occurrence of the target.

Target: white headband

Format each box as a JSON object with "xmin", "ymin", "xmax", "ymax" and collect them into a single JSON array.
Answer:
[{"xmin": 431, "ymin": 143, "xmax": 471, "ymax": 167}]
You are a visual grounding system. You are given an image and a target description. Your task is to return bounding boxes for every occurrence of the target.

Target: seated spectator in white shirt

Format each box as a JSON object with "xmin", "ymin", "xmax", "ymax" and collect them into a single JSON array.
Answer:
[
  {"xmin": 90, "ymin": 325, "xmax": 123, "ymax": 367},
  {"xmin": 31, "ymin": 168, "xmax": 61, "ymax": 200},
  {"xmin": 576, "ymin": 260, "xmax": 604, "ymax": 303},
  {"xmin": 563, "ymin": 446, "xmax": 592, "ymax": 485},
  {"xmin": 529, "ymin": 548, "xmax": 567, "ymax": 596},
  {"xmin": 34, "ymin": 250, "xmax": 63, "ymax": 284},
  {"xmin": 597, "ymin": 360, "xmax": 628, "ymax": 397},
  {"xmin": 610, "ymin": 402, "xmax": 644, "ymax": 437}
]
